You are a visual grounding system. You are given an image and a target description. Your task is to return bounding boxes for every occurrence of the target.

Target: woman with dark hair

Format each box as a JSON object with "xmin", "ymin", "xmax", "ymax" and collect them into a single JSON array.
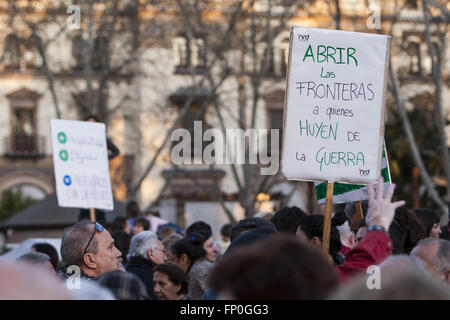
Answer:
[
  {"xmin": 152, "ymin": 262, "xmax": 188, "ymax": 300},
  {"xmin": 169, "ymin": 233, "xmax": 214, "ymax": 300},
  {"xmin": 296, "ymin": 214, "xmax": 344, "ymax": 265},
  {"xmin": 389, "ymin": 206, "xmax": 427, "ymax": 254},
  {"xmin": 413, "ymin": 208, "xmax": 442, "ymax": 238}
]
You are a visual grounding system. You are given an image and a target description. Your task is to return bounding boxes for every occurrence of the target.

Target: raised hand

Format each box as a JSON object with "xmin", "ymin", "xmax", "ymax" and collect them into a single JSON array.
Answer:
[{"xmin": 366, "ymin": 177, "xmax": 405, "ymax": 230}]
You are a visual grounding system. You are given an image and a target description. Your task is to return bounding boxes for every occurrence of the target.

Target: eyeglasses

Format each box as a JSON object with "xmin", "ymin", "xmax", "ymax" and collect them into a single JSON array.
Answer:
[{"xmin": 83, "ymin": 222, "xmax": 104, "ymax": 256}]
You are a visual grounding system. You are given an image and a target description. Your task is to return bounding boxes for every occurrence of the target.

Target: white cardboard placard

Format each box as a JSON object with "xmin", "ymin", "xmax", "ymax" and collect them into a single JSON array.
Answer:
[
  {"xmin": 50, "ymin": 119, "xmax": 114, "ymax": 210},
  {"xmin": 281, "ymin": 27, "xmax": 390, "ymax": 184}
]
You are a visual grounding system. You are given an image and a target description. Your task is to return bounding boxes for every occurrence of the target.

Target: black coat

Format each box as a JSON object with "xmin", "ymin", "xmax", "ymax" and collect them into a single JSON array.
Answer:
[{"xmin": 126, "ymin": 256, "xmax": 156, "ymax": 300}]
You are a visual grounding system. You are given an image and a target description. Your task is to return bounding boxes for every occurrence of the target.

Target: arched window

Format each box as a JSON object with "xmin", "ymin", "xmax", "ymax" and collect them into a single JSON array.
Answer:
[
  {"xmin": 406, "ymin": 41, "xmax": 421, "ymax": 76},
  {"xmin": 5, "ymin": 88, "xmax": 43, "ymax": 157},
  {"xmin": 274, "ymin": 33, "xmax": 290, "ymax": 76}
]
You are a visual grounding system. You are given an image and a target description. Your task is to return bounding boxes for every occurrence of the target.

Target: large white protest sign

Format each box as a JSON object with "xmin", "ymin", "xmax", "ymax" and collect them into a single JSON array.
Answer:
[
  {"xmin": 51, "ymin": 119, "xmax": 114, "ymax": 210},
  {"xmin": 281, "ymin": 27, "xmax": 390, "ymax": 184}
]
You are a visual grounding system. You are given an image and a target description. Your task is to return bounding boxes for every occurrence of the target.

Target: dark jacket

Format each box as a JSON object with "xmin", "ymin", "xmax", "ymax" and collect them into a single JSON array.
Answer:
[{"xmin": 126, "ymin": 256, "xmax": 156, "ymax": 300}]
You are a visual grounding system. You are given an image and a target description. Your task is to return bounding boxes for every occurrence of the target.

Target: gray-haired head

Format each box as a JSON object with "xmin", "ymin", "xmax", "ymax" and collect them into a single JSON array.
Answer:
[
  {"xmin": 127, "ymin": 231, "xmax": 159, "ymax": 261},
  {"xmin": 17, "ymin": 252, "xmax": 51, "ymax": 266},
  {"xmin": 413, "ymin": 238, "xmax": 450, "ymax": 279},
  {"xmin": 60, "ymin": 221, "xmax": 98, "ymax": 267},
  {"xmin": 379, "ymin": 255, "xmax": 428, "ymax": 277},
  {"xmin": 344, "ymin": 200, "xmax": 368, "ymax": 220}
]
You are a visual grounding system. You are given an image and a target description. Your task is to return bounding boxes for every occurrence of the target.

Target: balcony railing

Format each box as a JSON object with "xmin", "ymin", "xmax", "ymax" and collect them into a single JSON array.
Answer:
[{"xmin": 3, "ymin": 135, "xmax": 46, "ymax": 158}]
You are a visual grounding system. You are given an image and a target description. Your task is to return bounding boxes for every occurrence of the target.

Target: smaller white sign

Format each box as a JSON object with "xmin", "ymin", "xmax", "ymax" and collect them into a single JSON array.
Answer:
[{"xmin": 50, "ymin": 119, "xmax": 114, "ymax": 210}]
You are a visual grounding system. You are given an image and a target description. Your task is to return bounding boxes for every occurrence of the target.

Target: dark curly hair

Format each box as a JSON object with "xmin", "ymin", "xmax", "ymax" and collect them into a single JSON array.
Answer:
[
  {"xmin": 389, "ymin": 206, "xmax": 427, "ymax": 254},
  {"xmin": 170, "ymin": 235, "xmax": 206, "ymax": 271},
  {"xmin": 271, "ymin": 206, "xmax": 307, "ymax": 234}
]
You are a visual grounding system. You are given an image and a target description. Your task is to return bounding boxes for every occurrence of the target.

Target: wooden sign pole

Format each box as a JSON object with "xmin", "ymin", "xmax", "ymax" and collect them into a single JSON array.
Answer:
[
  {"xmin": 322, "ymin": 182, "xmax": 334, "ymax": 257},
  {"xmin": 89, "ymin": 208, "xmax": 96, "ymax": 222},
  {"xmin": 355, "ymin": 200, "xmax": 364, "ymax": 221}
]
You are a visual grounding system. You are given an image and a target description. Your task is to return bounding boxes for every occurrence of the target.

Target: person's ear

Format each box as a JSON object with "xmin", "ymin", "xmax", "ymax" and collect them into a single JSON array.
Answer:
[
  {"xmin": 174, "ymin": 283, "xmax": 182, "ymax": 295},
  {"xmin": 312, "ymin": 237, "xmax": 321, "ymax": 247},
  {"xmin": 147, "ymin": 249, "xmax": 153, "ymax": 261},
  {"xmin": 444, "ymin": 270, "xmax": 450, "ymax": 283},
  {"xmin": 83, "ymin": 253, "xmax": 97, "ymax": 269}
]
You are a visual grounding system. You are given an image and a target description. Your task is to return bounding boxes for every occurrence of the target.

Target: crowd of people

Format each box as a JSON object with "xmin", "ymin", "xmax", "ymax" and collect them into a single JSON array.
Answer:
[{"xmin": 1, "ymin": 178, "xmax": 449, "ymax": 300}]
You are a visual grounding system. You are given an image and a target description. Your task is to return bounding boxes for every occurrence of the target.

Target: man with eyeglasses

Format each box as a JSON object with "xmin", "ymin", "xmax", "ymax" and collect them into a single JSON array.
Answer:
[{"xmin": 59, "ymin": 221, "xmax": 124, "ymax": 280}]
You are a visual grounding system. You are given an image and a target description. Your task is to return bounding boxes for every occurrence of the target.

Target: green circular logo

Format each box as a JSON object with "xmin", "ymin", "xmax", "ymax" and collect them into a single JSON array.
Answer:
[
  {"xmin": 59, "ymin": 150, "xmax": 69, "ymax": 161},
  {"xmin": 57, "ymin": 132, "xmax": 67, "ymax": 144}
]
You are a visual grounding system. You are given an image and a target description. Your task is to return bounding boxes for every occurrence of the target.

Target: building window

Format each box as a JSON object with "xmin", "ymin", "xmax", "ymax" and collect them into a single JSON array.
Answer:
[
  {"xmin": 172, "ymin": 35, "xmax": 206, "ymax": 74},
  {"xmin": 72, "ymin": 35, "xmax": 109, "ymax": 71},
  {"xmin": 264, "ymin": 90, "xmax": 285, "ymax": 155},
  {"xmin": 406, "ymin": 41, "xmax": 421, "ymax": 76},
  {"xmin": 5, "ymin": 89, "xmax": 44, "ymax": 157},
  {"xmin": 2, "ymin": 34, "xmax": 42, "ymax": 73}
]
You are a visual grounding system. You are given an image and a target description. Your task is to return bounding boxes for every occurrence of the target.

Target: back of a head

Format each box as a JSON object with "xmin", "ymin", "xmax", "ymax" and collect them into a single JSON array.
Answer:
[
  {"xmin": 329, "ymin": 268, "xmax": 450, "ymax": 300},
  {"xmin": 225, "ymin": 227, "xmax": 276, "ymax": 256},
  {"xmin": 379, "ymin": 255, "xmax": 428, "ymax": 276},
  {"xmin": 414, "ymin": 238, "xmax": 450, "ymax": 275},
  {"xmin": 97, "ymin": 270, "xmax": 149, "ymax": 300},
  {"xmin": 111, "ymin": 230, "xmax": 131, "ymax": 263},
  {"xmin": 162, "ymin": 233, "xmax": 183, "ymax": 252},
  {"xmin": 299, "ymin": 215, "xmax": 342, "ymax": 258},
  {"xmin": 209, "ymin": 234, "xmax": 339, "ymax": 299},
  {"xmin": 230, "ymin": 217, "xmax": 277, "ymax": 242},
  {"xmin": 31, "ymin": 242, "xmax": 59, "ymax": 271},
  {"xmin": 61, "ymin": 221, "xmax": 95, "ymax": 268},
  {"xmin": 126, "ymin": 201, "xmax": 140, "ymax": 219},
  {"xmin": 17, "ymin": 252, "xmax": 51, "ymax": 266},
  {"xmin": 0, "ymin": 260, "xmax": 72, "ymax": 300},
  {"xmin": 220, "ymin": 223, "xmax": 234, "ymax": 239},
  {"xmin": 270, "ymin": 206, "xmax": 307, "ymax": 234},
  {"xmin": 158, "ymin": 225, "xmax": 175, "ymax": 240},
  {"xmin": 413, "ymin": 208, "xmax": 440, "ymax": 236},
  {"xmin": 185, "ymin": 221, "xmax": 212, "ymax": 238},
  {"xmin": 134, "ymin": 216, "xmax": 150, "ymax": 231},
  {"xmin": 390, "ymin": 206, "xmax": 427, "ymax": 254},
  {"xmin": 112, "ymin": 217, "xmax": 127, "ymax": 232},
  {"xmin": 171, "ymin": 237, "xmax": 206, "ymax": 262}
]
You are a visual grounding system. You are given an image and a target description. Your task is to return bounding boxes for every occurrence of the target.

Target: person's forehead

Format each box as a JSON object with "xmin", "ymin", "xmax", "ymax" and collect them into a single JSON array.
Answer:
[
  {"xmin": 154, "ymin": 271, "xmax": 169, "ymax": 281},
  {"xmin": 413, "ymin": 242, "xmax": 438, "ymax": 258},
  {"xmin": 97, "ymin": 228, "xmax": 114, "ymax": 243}
]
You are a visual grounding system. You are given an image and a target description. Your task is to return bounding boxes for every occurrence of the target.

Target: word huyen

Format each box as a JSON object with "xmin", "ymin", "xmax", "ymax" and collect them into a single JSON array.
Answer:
[
  {"xmin": 303, "ymin": 45, "xmax": 358, "ymax": 66},
  {"xmin": 299, "ymin": 120, "xmax": 338, "ymax": 140},
  {"xmin": 315, "ymin": 146, "xmax": 365, "ymax": 171}
]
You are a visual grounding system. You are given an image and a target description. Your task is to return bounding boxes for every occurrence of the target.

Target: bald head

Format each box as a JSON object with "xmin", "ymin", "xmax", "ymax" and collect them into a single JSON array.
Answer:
[
  {"xmin": 411, "ymin": 238, "xmax": 450, "ymax": 285},
  {"xmin": 0, "ymin": 261, "xmax": 71, "ymax": 300}
]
